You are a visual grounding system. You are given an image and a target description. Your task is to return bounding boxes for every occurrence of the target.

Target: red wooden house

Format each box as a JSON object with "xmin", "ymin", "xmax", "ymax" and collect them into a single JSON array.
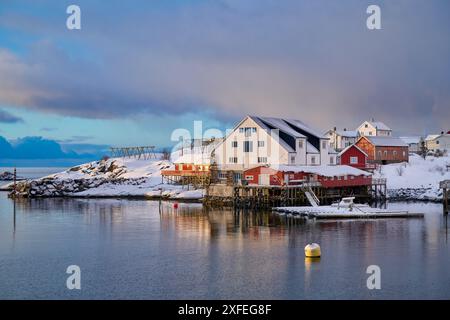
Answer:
[
  {"xmin": 355, "ymin": 136, "xmax": 409, "ymax": 164},
  {"xmin": 338, "ymin": 144, "xmax": 369, "ymax": 169},
  {"xmin": 243, "ymin": 165, "xmax": 372, "ymax": 188}
]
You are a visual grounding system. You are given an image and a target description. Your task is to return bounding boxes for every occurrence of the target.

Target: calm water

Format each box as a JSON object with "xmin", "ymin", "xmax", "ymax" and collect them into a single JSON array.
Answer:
[{"xmin": 0, "ymin": 169, "xmax": 449, "ymax": 299}]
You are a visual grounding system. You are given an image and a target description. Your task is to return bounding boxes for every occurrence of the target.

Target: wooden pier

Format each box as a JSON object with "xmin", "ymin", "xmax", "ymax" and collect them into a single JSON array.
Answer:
[
  {"xmin": 228, "ymin": 179, "xmax": 386, "ymax": 210},
  {"xmin": 441, "ymin": 180, "xmax": 450, "ymax": 215}
]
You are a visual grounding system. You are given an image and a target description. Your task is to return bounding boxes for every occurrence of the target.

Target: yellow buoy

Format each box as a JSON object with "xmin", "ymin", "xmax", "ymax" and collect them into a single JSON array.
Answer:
[{"xmin": 304, "ymin": 243, "xmax": 321, "ymax": 258}]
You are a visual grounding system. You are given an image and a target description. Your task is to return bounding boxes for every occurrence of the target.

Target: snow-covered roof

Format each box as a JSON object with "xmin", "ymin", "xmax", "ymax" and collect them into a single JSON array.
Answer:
[
  {"xmin": 400, "ymin": 136, "xmax": 421, "ymax": 145},
  {"xmin": 306, "ymin": 142, "xmax": 319, "ymax": 153},
  {"xmin": 425, "ymin": 134, "xmax": 440, "ymax": 141},
  {"xmin": 254, "ymin": 116, "xmax": 306, "ymax": 138},
  {"xmin": 363, "ymin": 136, "xmax": 408, "ymax": 147},
  {"xmin": 338, "ymin": 144, "xmax": 368, "ymax": 157},
  {"xmin": 173, "ymin": 153, "xmax": 212, "ymax": 165},
  {"xmin": 368, "ymin": 121, "xmax": 391, "ymax": 131},
  {"xmin": 274, "ymin": 165, "xmax": 372, "ymax": 177},
  {"xmin": 248, "ymin": 115, "xmax": 326, "ymax": 153},
  {"xmin": 336, "ymin": 130, "xmax": 358, "ymax": 137}
]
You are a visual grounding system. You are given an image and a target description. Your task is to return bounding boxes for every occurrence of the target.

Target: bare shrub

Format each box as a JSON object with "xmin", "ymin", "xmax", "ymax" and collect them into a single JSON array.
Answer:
[{"xmin": 396, "ymin": 166, "xmax": 404, "ymax": 176}]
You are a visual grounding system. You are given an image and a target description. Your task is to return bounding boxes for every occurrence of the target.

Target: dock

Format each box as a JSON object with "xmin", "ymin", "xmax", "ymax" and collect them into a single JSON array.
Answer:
[
  {"xmin": 223, "ymin": 179, "xmax": 386, "ymax": 209},
  {"xmin": 272, "ymin": 206, "xmax": 424, "ymax": 219}
]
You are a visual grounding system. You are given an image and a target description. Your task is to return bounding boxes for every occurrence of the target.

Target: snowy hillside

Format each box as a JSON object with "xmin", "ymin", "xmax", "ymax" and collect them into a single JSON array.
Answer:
[
  {"xmin": 4, "ymin": 157, "xmax": 204, "ymax": 200},
  {"xmin": 374, "ymin": 154, "xmax": 450, "ymax": 201}
]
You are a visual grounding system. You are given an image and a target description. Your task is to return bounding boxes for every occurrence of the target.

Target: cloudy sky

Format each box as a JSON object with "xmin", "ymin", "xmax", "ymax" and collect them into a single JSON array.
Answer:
[{"xmin": 1, "ymin": 0, "xmax": 449, "ymax": 151}]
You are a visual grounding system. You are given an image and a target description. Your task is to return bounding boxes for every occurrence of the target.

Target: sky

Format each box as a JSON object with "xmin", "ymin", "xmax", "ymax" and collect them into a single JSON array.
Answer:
[{"xmin": 1, "ymin": 0, "xmax": 450, "ymax": 159}]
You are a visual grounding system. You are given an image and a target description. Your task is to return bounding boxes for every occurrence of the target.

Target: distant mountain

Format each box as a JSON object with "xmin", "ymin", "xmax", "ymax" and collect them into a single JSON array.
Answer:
[{"xmin": 0, "ymin": 136, "xmax": 108, "ymax": 160}]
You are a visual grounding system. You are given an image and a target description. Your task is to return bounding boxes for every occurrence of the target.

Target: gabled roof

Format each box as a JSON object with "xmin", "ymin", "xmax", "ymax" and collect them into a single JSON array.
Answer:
[
  {"xmin": 248, "ymin": 115, "xmax": 327, "ymax": 153},
  {"xmin": 425, "ymin": 134, "xmax": 441, "ymax": 141},
  {"xmin": 359, "ymin": 136, "xmax": 408, "ymax": 147},
  {"xmin": 338, "ymin": 144, "xmax": 368, "ymax": 157},
  {"xmin": 359, "ymin": 121, "xmax": 391, "ymax": 131},
  {"xmin": 335, "ymin": 130, "xmax": 358, "ymax": 138}
]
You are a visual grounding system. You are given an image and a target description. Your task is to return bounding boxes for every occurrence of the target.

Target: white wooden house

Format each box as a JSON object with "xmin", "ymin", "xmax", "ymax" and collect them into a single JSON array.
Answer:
[
  {"xmin": 325, "ymin": 128, "xmax": 359, "ymax": 151},
  {"xmin": 357, "ymin": 120, "xmax": 392, "ymax": 137},
  {"xmin": 213, "ymin": 116, "xmax": 337, "ymax": 181},
  {"xmin": 425, "ymin": 134, "xmax": 450, "ymax": 153}
]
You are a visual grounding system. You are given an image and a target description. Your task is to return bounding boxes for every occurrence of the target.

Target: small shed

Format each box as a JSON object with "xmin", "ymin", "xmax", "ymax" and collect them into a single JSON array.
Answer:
[{"xmin": 338, "ymin": 144, "xmax": 368, "ymax": 169}]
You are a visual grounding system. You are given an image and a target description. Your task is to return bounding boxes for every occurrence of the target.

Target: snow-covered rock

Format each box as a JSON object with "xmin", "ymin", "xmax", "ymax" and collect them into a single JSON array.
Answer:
[
  {"xmin": 7, "ymin": 158, "xmax": 204, "ymax": 200},
  {"xmin": 373, "ymin": 154, "xmax": 450, "ymax": 201}
]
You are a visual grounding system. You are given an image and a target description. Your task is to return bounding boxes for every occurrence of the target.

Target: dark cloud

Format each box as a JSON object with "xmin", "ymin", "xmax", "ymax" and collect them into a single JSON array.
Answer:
[
  {"xmin": 0, "ymin": 109, "xmax": 23, "ymax": 123},
  {"xmin": 0, "ymin": 0, "xmax": 449, "ymax": 134}
]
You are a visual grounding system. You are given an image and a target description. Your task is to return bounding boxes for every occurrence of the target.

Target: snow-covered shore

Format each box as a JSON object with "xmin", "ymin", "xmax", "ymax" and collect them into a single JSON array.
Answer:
[
  {"xmin": 1, "ymin": 158, "xmax": 205, "ymax": 200},
  {"xmin": 373, "ymin": 154, "xmax": 450, "ymax": 201},
  {"xmin": 1, "ymin": 154, "xmax": 448, "ymax": 202}
]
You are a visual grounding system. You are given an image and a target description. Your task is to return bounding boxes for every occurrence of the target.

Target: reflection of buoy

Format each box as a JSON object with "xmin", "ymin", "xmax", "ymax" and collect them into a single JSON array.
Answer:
[
  {"xmin": 173, "ymin": 202, "xmax": 179, "ymax": 209},
  {"xmin": 305, "ymin": 243, "xmax": 321, "ymax": 258}
]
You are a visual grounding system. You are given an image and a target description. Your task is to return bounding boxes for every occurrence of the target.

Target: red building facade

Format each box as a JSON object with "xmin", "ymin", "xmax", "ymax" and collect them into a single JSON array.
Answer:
[
  {"xmin": 355, "ymin": 136, "xmax": 409, "ymax": 164},
  {"xmin": 243, "ymin": 166, "xmax": 372, "ymax": 188},
  {"xmin": 338, "ymin": 145, "xmax": 368, "ymax": 169}
]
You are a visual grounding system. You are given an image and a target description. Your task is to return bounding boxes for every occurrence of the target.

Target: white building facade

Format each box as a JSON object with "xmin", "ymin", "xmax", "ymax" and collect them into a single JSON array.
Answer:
[
  {"xmin": 425, "ymin": 134, "xmax": 450, "ymax": 152},
  {"xmin": 213, "ymin": 116, "xmax": 337, "ymax": 174},
  {"xmin": 326, "ymin": 128, "xmax": 359, "ymax": 151},
  {"xmin": 357, "ymin": 120, "xmax": 392, "ymax": 137}
]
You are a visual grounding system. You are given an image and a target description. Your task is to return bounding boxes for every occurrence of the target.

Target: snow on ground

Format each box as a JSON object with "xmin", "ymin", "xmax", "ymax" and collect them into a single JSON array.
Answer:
[
  {"xmin": 373, "ymin": 154, "xmax": 450, "ymax": 201},
  {"xmin": 5, "ymin": 157, "xmax": 204, "ymax": 200}
]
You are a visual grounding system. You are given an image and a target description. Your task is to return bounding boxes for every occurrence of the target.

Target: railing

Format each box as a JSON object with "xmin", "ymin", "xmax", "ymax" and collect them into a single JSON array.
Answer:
[{"xmin": 372, "ymin": 178, "xmax": 387, "ymax": 185}]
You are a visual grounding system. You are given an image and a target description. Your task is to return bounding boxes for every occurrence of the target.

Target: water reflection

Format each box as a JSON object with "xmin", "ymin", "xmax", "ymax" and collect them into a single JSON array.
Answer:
[{"xmin": 1, "ymin": 194, "xmax": 450, "ymax": 299}]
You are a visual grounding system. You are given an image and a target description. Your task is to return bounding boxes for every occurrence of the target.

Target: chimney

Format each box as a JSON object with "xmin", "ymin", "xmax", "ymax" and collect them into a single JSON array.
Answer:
[
  {"xmin": 344, "ymin": 128, "xmax": 347, "ymax": 131},
  {"xmin": 441, "ymin": 131, "xmax": 445, "ymax": 135},
  {"xmin": 371, "ymin": 117, "xmax": 375, "ymax": 122}
]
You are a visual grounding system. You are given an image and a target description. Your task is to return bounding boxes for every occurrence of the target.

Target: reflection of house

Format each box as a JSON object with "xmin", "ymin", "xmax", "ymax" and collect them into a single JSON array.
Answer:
[
  {"xmin": 213, "ymin": 116, "xmax": 337, "ymax": 181},
  {"xmin": 355, "ymin": 136, "xmax": 408, "ymax": 164},
  {"xmin": 338, "ymin": 144, "xmax": 369, "ymax": 169},
  {"xmin": 325, "ymin": 128, "xmax": 359, "ymax": 151},
  {"xmin": 357, "ymin": 120, "xmax": 392, "ymax": 137},
  {"xmin": 425, "ymin": 133, "xmax": 450, "ymax": 152},
  {"xmin": 243, "ymin": 165, "xmax": 372, "ymax": 188},
  {"xmin": 400, "ymin": 136, "xmax": 421, "ymax": 153}
]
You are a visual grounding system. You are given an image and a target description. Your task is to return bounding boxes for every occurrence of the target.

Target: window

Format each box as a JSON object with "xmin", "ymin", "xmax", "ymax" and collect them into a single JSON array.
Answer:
[
  {"xmin": 311, "ymin": 156, "xmax": 316, "ymax": 164},
  {"xmin": 228, "ymin": 157, "xmax": 238, "ymax": 163},
  {"xmin": 378, "ymin": 151, "xmax": 382, "ymax": 159},
  {"xmin": 244, "ymin": 141, "xmax": 253, "ymax": 152},
  {"xmin": 350, "ymin": 156, "xmax": 358, "ymax": 164},
  {"xmin": 258, "ymin": 141, "xmax": 265, "ymax": 147},
  {"xmin": 403, "ymin": 151, "xmax": 406, "ymax": 157},
  {"xmin": 365, "ymin": 124, "xmax": 368, "ymax": 128},
  {"xmin": 245, "ymin": 175, "xmax": 253, "ymax": 181},
  {"xmin": 245, "ymin": 128, "xmax": 251, "ymax": 137},
  {"xmin": 322, "ymin": 141, "xmax": 327, "ymax": 149},
  {"xmin": 298, "ymin": 140, "xmax": 304, "ymax": 148},
  {"xmin": 436, "ymin": 140, "xmax": 440, "ymax": 145},
  {"xmin": 258, "ymin": 157, "xmax": 267, "ymax": 163},
  {"xmin": 330, "ymin": 156, "xmax": 334, "ymax": 164},
  {"xmin": 219, "ymin": 172, "xmax": 227, "ymax": 179},
  {"xmin": 239, "ymin": 128, "xmax": 244, "ymax": 133},
  {"xmin": 252, "ymin": 127, "xmax": 257, "ymax": 133},
  {"xmin": 393, "ymin": 150, "xmax": 397, "ymax": 157},
  {"xmin": 384, "ymin": 151, "xmax": 388, "ymax": 157},
  {"xmin": 369, "ymin": 132, "xmax": 373, "ymax": 136},
  {"xmin": 291, "ymin": 156, "xmax": 295, "ymax": 163},
  {"xmin": 232, "ymin": 141, "xmax": 238, "ymax": 148}
]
